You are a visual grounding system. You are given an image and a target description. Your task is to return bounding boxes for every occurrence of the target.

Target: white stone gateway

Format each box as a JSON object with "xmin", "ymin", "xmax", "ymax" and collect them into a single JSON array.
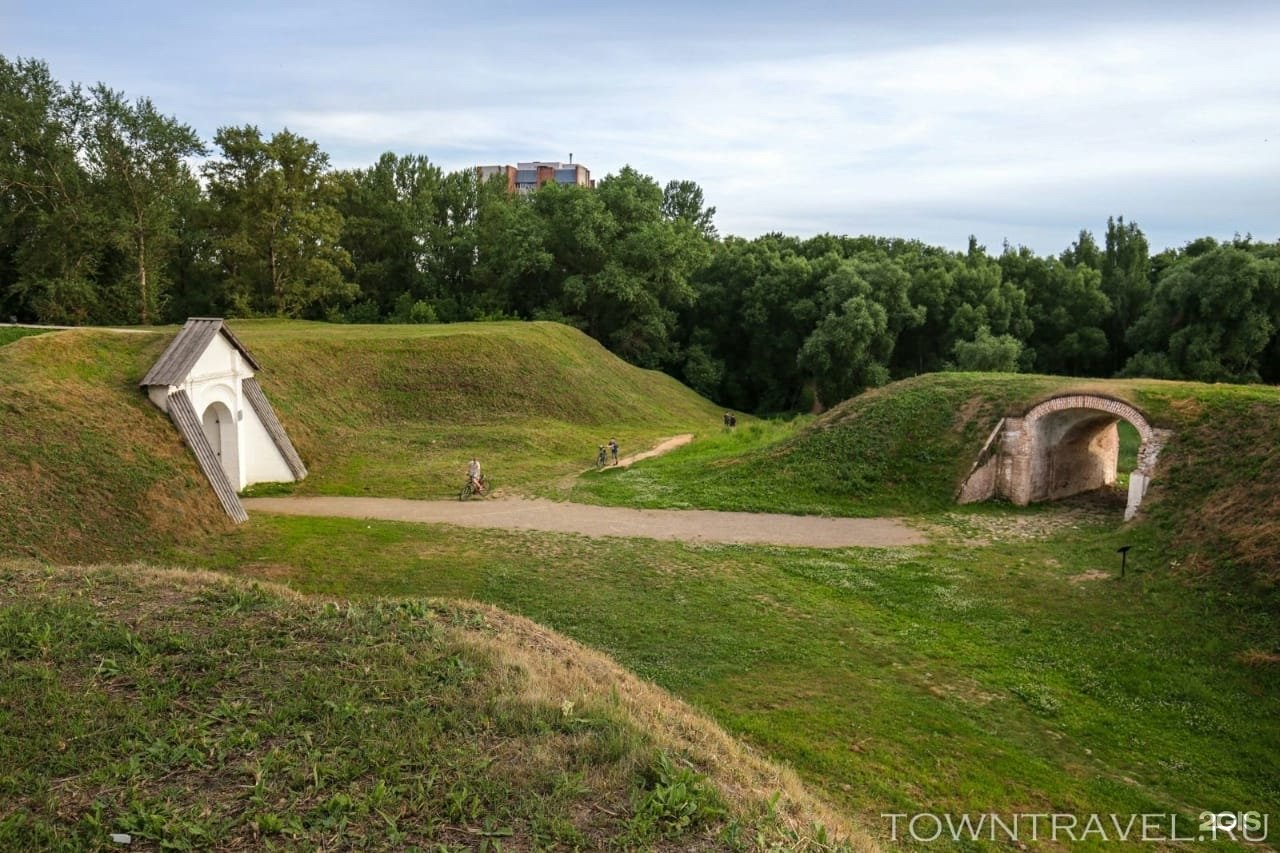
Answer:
[{"xmin": 141, "ymin": 318, "xmax": 306, "ymax": 521}]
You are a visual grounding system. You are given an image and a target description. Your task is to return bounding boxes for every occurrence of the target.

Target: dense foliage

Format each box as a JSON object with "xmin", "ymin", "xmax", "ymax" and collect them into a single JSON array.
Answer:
[{"xmin": 4, "ymin": 57, "xmax": 1279, "ymax": 410}]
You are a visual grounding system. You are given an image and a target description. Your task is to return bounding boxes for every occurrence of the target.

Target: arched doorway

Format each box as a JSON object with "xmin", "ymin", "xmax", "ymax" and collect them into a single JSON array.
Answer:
[
  {"xmin": 1031, "ymin": 408, "xmax": 1127, "ymax": 501},
  {"xmin": 958, "ymin": 394, "xmax": 1170, "ymax": 520},
  {"xmin": 1019, "ymin": 395, "xmax": 1165, "ymax": 519},
  {"xmin": 201, "ymin": 401, "xmax": 239, "ymax": 489}
]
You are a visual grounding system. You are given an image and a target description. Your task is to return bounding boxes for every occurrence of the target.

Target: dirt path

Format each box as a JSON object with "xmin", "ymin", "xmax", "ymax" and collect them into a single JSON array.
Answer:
[
  {"xmin": 553, "ymin": 433, "xmax": 694, "ymax": 491},
  {"xmin": 242, "ymin": 496, "xmax": 925, "ymax": 549},
  {"xmin": 615, "ymin": 434, "xmax": 692, "ymax": 468},
  {"xmin": 0, "ymin": 322, "xmax": 153, "ymax": 334}
]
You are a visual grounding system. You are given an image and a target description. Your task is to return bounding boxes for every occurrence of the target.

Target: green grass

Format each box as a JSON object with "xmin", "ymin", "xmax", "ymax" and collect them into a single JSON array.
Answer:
[
  {"xmin": 229, "ymin": 320, "xmax": 724, "ymax": 498},
  {"xmin": 0, "ymin": 329, "xmax": 232, "ymax": 563},
  {"xmin": 1115, "ymin": 420, "xmax": 1140, "ymax": 488},
  {"xmin": 0, "ymin": 321, "xmax": 723, "ymax": 559},
  {"xmin": 0, "ymin": 328, "xmax": 53, "ymax": 347},
  {"xmin": 0, "ymin": 560, "xmax": 860, "ymax": 851},
  {"xmin": 7, "ymin": 320, "xmax": 1280, "ymax": 849},
  {"xmin": 569, "ymin": 374, "xmax": 1064, "ymax": 517},
  {"xmin": 175, "ymin": 507, "xmax": 1280, "ymax": 849},
  {"xmin": 569, "ymin": 373, "xmax": 1280, "ymax": 585}
]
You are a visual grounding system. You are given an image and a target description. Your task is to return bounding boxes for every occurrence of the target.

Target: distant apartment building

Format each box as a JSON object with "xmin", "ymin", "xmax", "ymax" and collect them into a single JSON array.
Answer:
[{"xmin": 477, "ymin": 160, "xmax": 594, "ymax": 193}]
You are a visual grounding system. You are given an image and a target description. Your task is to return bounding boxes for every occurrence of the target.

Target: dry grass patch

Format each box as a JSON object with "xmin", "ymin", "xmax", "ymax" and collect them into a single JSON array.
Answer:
[{"xmin": 1, "ymin": 559, "xmax": 872, "ymax": 851}]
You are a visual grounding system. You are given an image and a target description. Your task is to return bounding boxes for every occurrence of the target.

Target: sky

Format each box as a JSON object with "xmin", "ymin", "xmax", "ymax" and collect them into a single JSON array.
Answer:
[{"xmin": 4, "ymin": 0, "xmax": 1278, "ymax": 254}]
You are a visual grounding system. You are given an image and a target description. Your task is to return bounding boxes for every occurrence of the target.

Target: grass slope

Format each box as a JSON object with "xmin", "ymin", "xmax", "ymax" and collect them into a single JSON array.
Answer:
[
  {"xmin": 570, "ymin": 374, "xmax": 1071, "ymax": 517},
  {"xmin": 571, "ymin": 372, "xmax": 1280, "ymax": 586},
  {"xmin": 0, "ymin": 321, "xmax": 722, "ymax": 560},
  {"xmin": 184, "ymin": 510, "xmax": 1280, "ymax": 849},
  {"xmin": 232, "ymin": 321, "xmax": 723, "ymax": 499},
  {"xmin": 1, "ymin": 559, "xmax": 867, "ymax": 851},
  {"xmin": 0, "ymin": 329, "xmax": 232, "ymax": 563},
  {"xmin": 0, "ymin": 328, "xmax": 54, "ymax": 347}
]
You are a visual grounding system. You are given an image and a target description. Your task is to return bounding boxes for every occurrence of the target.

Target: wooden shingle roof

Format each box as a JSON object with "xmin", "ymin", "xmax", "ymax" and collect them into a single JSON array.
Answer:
[{"xmin": 139, "ymin": 318, "xmax": 261, "ymax": 387}]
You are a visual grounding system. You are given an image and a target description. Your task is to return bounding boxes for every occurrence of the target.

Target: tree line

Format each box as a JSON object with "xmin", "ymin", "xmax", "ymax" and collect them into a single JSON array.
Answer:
[{"xmin": 4, "ymin": 56, "xmax": 1279, "ymax": 412}]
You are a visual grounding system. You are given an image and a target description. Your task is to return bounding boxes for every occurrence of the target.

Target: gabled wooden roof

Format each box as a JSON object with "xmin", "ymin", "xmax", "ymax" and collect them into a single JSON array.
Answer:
[{"xmin": 139, "ymin": 318, "xmax": 261, "ymax": 387}]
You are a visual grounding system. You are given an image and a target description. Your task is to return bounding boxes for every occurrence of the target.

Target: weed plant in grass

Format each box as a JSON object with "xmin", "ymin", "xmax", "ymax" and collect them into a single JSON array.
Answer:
[
  {"xmin": 0, "ymin": 561, "xmax": 866, "ymax": 851},
  {"xmin": 182, "ymin": 509, "xmax": 1280, "ymax": 848}
]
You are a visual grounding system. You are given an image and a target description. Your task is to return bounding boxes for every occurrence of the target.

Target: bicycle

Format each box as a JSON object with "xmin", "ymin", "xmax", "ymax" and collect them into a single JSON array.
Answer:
[
  {"xmin": 595, "ymin": 446, "xmax": 608, "ymax": 470},
  {"xmin": 459, "ymin": 474, "xmax": 490, "ymax": 500}
]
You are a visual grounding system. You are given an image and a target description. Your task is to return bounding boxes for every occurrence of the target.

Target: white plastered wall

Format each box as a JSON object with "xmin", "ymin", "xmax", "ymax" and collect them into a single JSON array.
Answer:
[{"xmin": 164, "ymin": 333, "xmax": 297, "ymax": 491}]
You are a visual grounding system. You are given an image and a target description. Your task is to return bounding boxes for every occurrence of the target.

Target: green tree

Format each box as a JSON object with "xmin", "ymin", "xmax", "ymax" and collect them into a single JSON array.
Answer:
[
  {"xmin": 472, "ymin": 185, "xmax": 552, "ymax": 318},
  {"xmin": 80, "ymin": 84, "xmax": 205, "ymax": 323},
  {"xmin": 1003, "ymin": 244, "xmax": 1111, "ymax": 374},
  {"xmin": 951, "ymin": 325, "xmax": 1023, "ymax": 372},
  {"xmin": 1100, "ymin": 216, "xmax": 1150, "ymax": 371},
  {"xmin": 661, "ymin": 179, "xmax": 717, "ymax": 239},
  {"xmin": 425, "ymin": 168, "xmax": 486, "ymax": 319},
  {"xmin": 540, "ymin": 167, "xmax": 709, "ymax": 368},
  {"xmin": 1060, "ymin": 228, "xmax": 1102, "ymax": 271},
  {"xmin": 0, "ymin": 56, "xmax": 103, "ymax": 323},
  {"xmin": 797, "ymin": 259, "xmax": 894, "ymax": 406},
  {"xmin": 1125, "ymin": 244, "xmax": 1280, "ymax": 381},
  {"xmin": 204, "ymin": 126, "xmax": 354, "ymax": 316},
  {"xmin": 945, "ymin": 237, "xmax": 1031, "ymax": 356},
  {"xmin": 334, "ymin": 152, "xmax": 441, "ymax": 316}
]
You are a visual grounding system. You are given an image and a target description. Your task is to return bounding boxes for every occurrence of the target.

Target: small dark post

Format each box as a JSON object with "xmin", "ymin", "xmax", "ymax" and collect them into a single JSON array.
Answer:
[{"xmin": 1116, "ymin": 545, "xmax": 1132, "ymax": 578}]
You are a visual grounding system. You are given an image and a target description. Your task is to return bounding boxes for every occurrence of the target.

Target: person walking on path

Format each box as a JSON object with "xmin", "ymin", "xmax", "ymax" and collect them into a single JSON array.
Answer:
[{"xmin": 609, "ymin": 438, "xmax": 619, "ymax": 465}]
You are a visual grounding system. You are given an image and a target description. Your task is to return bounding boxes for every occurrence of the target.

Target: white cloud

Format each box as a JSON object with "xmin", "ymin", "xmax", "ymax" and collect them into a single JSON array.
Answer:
[{"xmin": 34, "ymin": 2, "xmax": 1267, "ymax": 254}]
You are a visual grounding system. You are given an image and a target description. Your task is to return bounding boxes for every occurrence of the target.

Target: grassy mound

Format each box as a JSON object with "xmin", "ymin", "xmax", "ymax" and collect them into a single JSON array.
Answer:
[
  {"xmin": 0, "ymin": 329, "xmax": 231, "ymax": 563},
  {"xmin": 0, "ymin": 321, "xmax": 722, "ymax": 560},
  {"xmin": 190, "ymin": 508, "xmax": 1280, "ymax": 844},
  {"xmin": 571, "ymin": 373, "xmax": 1065, "ymax": 516},
  {"xmin": 0, "ymin": 328, "xmax": 54, "ymax": 347},
  {"xmin": 226, "ymin": 320, "xmax": 722, "ymax": 497},
  {"xmin": 571, "ymin": 372, "xmax": 1280, "ymax": 585},
  {"xmin": 0, "ymin": 559, "xmax": 867, "ymax": 850}
]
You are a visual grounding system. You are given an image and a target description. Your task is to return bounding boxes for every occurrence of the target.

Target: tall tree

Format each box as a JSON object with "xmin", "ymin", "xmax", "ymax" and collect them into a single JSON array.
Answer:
[
  {"xmin": 542, "ymin": 167, "xmax": 709, "ymax": 368},
  {"xmin": 0, "ymin": 56, "xmax": 102, "ymax": 322},
  {"xmin": 797, "ymin": 258, "xmax": 893, "ymax": 406},
  {"xmin": 81, "ymin": 84, "xmax": 205, "ymax": 323},
  {"xmin": 1060, "ymin": 229, "xmax": 1101, "ymax": 271},
  {"xmin": 1003, "ymin": 245, "xmax": 1111, "ymax": 375},
  {"xmin": 1125, "ymin": 244, "xmax": 1280, "ymax": 381},
  {"xmin": 204, "ymin": 126, "xmax": 353, "ymax": 316},
  {"xmin": 661, "ymin": 179, "xmax": 717, "ymax": 240},
  {"xmin": 1100, "ymin": 215, "xmax": 1150, "ymax": 372},
  {"xmin": 334, "ymin": 152, "xmax": 441, "ymax": 314}
]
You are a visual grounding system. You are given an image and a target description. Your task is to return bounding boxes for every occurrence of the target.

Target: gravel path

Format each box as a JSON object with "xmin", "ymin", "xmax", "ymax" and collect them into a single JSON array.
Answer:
[{"xmin": 242, "ymin": 495, "xmax": 926, "ymax": 549}]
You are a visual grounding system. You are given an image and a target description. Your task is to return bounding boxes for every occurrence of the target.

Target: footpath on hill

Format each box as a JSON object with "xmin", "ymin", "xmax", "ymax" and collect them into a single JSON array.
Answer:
[{"xmin": 242, "ymin": 495, "xmax": 925, "ymax": 548}]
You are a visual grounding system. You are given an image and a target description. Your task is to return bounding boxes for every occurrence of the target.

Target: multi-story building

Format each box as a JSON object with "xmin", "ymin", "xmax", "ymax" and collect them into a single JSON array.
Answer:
[{"xmin": 477, "ymin": 159, "xmax": 594, "ymax": 193}]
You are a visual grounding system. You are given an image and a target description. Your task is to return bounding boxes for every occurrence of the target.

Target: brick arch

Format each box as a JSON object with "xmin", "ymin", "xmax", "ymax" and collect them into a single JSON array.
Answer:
[
  {"xmin": 1023, "ymin": 395, "xmax": 1154, "ymax": 459},
  {"xmin": 956, "ymin": 394, "xmax": 1171, "ymax": 520}
]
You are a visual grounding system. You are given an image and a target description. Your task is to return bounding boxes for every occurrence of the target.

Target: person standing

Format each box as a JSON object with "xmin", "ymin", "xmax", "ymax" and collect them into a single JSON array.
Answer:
[{"xmin": 609, "ymin": 438, "xmax": 619, "ymax": 465}]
